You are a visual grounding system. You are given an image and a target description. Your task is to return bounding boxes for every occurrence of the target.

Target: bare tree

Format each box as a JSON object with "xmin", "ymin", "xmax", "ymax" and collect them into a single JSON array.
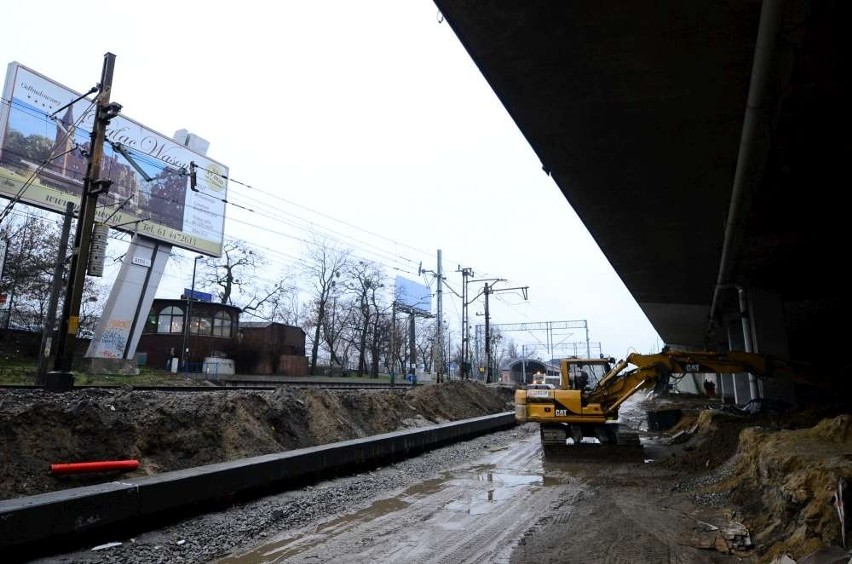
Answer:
[
  {"xmin": 1, "ymin": 213, "xmax": 64, "ymax": 330},
  {"xmin": 0, "ymin": 210, "xmax": 104, "ymax": 343},
  {"xmin": 321, "ymin": 292, "xmax": 355, "ymax": 371},
  {"xmin": 346, "ymin": 260, "xmax": 386, "ymax": 376},
  {"xmin": 505, "ymin": 339, "xmax": 519, "ymax": 359},
  {"xmin": 450, "ymin": 341, "xmax": 464, "ymax": 379},
  {"xmin": 386, "ymin": 309, "xmax": 407, "ymax": 378},
  {"xmin": 202, "ymin": 239, "xmax": 258, "ymax": 306},
  {"xmin": 492, "ymin": 331, "xmax": 510, "ymax": 382},
  {"xmin": 78, "ymin": 278, "xmax": 107, "ymax": 333},
  {"xmin": 257, "ymin": 278, "xmax": 305, "ymax": 326},
  {"xmin": 201, "ymin": 239, "xmax": 292, "ymax": 321},
  {"xmin": 302, "ymin": 237, "xmax": 350, "ymax": 375},
  {"xmin": 370, "ymin": 298, "xmax": 392, "ymax": 377},
  {"xmin": 415, "ymin": 318, "xmax": 437, "ymax": 374}
]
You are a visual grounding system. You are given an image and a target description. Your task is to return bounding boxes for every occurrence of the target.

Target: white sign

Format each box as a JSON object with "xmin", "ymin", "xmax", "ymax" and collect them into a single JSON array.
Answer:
[{"xmin": 395, "ymin": 276, "xmax": 432, "ymax": 314}]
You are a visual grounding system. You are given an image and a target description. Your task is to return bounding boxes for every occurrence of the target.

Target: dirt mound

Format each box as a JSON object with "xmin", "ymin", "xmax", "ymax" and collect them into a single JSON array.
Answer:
[
  {"xmin": 660, "ymin": 409, "xmax": 760, "ymax": 471},
  {"xmin": 0, "ymin": 381, "xmax": 513, "ymax": 501},
  {"xmin": 637, "ymin": 395, "xmax": 852, "ymax": 563},
  {"xmin": 713, "ymin": 414, "xmax": 852, "ymax": 562}
]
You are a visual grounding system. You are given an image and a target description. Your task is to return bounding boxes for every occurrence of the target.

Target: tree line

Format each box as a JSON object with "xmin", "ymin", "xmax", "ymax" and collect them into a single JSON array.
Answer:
[{"xmin": 0, "ymin": 212, "xmax": 518, "ymax": 378}]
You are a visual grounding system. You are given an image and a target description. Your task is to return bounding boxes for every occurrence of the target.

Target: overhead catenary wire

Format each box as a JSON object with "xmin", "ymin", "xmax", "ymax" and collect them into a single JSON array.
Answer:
[
  {"xmin": 0, "ymin": 97, "xmax": 97, "ymax": 225},
  {"xmin": 0, "ymin": 99, "xmax": 511, "ymax": 338},
  {"xmin": 0, "ymin": 102, "xmax": 439, "ymax": 279},
  {"xmin": 75, "ymin": 140, "xmax": 427, "ymax": 276}
]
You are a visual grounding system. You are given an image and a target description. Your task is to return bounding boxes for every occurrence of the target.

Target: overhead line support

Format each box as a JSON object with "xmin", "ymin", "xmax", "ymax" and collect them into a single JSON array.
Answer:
[{"xmin": 48, "ymin": 53, "xmax": 119, "ymax": 392}]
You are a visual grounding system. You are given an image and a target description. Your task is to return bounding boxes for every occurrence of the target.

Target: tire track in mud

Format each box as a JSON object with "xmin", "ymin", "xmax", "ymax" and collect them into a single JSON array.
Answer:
[{"xmin": 225, "ymin": 434, "xmax": 584, "ymax": 563}]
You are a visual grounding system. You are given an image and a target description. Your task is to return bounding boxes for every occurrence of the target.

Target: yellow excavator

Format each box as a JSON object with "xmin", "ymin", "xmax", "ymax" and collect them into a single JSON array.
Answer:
[{"xmin": 514, "ymin": 350, "xmax": 799, "ymax": 453}]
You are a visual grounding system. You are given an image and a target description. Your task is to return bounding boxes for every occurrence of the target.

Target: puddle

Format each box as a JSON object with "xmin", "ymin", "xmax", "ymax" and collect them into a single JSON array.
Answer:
[
  {"xmin": 220, "ymin": 436, "xmax": 558, "ymax": 562},
  {"xmin": 444, "ymin": 466, "xmax": 544, "ymax": 515},
  {"xmin": 219, "ymin": 477, "xmax": 447, "ymax": 562}
]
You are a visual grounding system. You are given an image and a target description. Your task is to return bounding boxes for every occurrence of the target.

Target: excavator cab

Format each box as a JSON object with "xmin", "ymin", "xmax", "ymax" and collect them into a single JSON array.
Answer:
[{"xmin": 559, "ymin": 357, "xmax": 616, "ymax": 393}]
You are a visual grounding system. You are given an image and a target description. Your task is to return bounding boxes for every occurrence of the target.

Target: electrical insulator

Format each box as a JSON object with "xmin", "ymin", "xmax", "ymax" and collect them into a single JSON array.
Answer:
[
  {"xmin": 88, "ymin": 223, "xmax": 110, "ymax": 277},
  {"xmin": 99, "ymin": 102, "xmax": 122, "ymax": 124}
]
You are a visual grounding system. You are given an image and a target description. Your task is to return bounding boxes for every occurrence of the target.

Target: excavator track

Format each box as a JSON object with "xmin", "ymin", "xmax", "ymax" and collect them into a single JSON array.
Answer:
[
  {"xmin": 542, "ymin": 442, "xmax": 644, "ymax": 461},
  {"xmin": 540, "ymin": 423, "xmax": 644, "ymax": 461},
  {"xmin": 614, "ymin": 427, "xmax": 642, "ymax": 447},
  {"xmin": 602, "ymin": 424, "xmax": 642, "ymax": 447},
  {"xmin": 540, "ymin": 425, "xmax": 568, "ymax": 446}
]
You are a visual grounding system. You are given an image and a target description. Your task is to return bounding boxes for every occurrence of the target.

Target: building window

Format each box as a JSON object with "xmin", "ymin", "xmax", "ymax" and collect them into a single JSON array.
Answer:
[
  {"xmin": 157, "ymin": 306, "xmax": 184, "ymax": 334},
  {"xmin": 191, "ymin": 313, "xmax": 212, "ymax": 336},
  {"xmin": 213, "ymin": 311, "xmax": 232, "ymax": 337}
]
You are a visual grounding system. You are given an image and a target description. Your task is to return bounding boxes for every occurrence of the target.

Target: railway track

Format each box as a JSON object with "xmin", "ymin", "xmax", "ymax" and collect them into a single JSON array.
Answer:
[{"xmin": 0, "ymin": 380, "xmax": 421, "ymax": 392}]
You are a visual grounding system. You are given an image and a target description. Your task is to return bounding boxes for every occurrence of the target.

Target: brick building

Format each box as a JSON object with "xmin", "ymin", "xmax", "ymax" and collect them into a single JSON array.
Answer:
[{"xmin": 137, "ymin": 299, "xmax": 306, "ymax": 375}]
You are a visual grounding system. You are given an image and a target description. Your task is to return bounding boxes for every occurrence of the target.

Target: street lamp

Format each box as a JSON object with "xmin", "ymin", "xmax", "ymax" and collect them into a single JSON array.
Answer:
[{"xmin": 180, "ymin": 255, "xmax": 205, "ymax": 373}]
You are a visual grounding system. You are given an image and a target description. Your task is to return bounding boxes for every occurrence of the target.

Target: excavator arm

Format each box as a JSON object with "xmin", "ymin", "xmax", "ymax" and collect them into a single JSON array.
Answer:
[{"xmin": 587, "ymin": 350, "xmax": 794, "ymax": 415}]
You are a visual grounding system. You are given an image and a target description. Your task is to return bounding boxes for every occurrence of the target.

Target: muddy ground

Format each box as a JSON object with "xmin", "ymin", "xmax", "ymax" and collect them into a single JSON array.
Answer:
[
  {"xmin": 2, "ymin": 381, "xmax": 852, "ymax": 563},
  {"xmin": 570, "ymin": 393, "xmax": 852, "ymax": 564}
]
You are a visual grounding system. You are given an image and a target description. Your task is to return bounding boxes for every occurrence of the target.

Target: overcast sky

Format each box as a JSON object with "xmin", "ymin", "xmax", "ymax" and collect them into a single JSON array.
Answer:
[{"xmin": 0, "ymin": 1, "xmax": 662, "ymax": 360}]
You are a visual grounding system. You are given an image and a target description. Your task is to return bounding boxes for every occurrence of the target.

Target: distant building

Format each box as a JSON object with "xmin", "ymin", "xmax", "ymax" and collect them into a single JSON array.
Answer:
[
  {"xmin": 235, "ymin": 322, "xmax": 308, "ymax": 376},
  {"xmin": 137, "ymin": 299, "xmax": 306, "ymax": 375},
  {"xmin": 499, "ymin": 358, "xmax": 560, "ymax": 386}
]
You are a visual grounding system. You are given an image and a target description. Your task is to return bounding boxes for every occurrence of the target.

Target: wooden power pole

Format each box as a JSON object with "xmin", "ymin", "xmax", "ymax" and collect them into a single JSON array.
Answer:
[{"xmin": 47, "ymin": 53, "xmax": 121, "ymax": 391}]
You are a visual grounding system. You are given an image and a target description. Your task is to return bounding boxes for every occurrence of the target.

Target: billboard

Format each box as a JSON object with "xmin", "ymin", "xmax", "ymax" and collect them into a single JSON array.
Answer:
[
  {"xmin": 0, "ymin": 62, "xmax": 227, "ymax": 256},
  {"xmin": 394, "ymin": 276, "xmax": 432, "ymax": 315}
]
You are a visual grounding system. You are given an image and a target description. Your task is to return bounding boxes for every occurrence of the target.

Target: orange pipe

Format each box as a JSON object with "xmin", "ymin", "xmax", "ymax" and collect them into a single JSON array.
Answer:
[{"xmin": 49, "ymin": 460, "xmax": 140, "ymax": 475}]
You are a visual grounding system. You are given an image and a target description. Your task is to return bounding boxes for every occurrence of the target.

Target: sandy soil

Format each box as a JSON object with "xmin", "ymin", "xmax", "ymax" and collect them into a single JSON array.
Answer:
[{"xmin": 2, "ymin": 382, "xmax": 852, "ymax": 563}]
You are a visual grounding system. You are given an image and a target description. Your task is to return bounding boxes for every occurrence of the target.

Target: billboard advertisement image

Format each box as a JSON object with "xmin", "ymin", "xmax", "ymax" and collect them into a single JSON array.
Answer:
[
  {"xmin": 0, "ymin": 62, "xmax": 227, "ymax": 256},
  {"xmin": 394, "ymin": 276, "xmax": 432, "ymax": 315}
]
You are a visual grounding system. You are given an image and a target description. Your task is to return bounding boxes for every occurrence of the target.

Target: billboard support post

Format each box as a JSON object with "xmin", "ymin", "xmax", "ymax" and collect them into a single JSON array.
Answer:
[
  {"xmin": 47, "ymin": 53, "xmax": 117, "ymax": 391},
  {"xmin": 392, "ymin": 276, "xmax": 434, "ymax": 382}
]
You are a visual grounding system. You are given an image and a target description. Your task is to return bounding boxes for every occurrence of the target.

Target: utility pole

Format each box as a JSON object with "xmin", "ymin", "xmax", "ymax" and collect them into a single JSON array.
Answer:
[
  {"xmin": 422, "ymin": 250, "xmax": 445, "ymax": 382},
  {"xmin": 181, "ymin": 255, "xmax": 204, "ymax": 374},
  {"xmin": 469, "ymin": 277, "xmax": 503, "ymax": 380},
  {"xmin": 48, "ymin": 53, "xmax": 120, "ymax": 392},
  {"xmin": 457, "ymin": 266, "xmax": 474, "ymax": 378},
  {"xmin": 479, "ymin": 281, "xmax": 529, "ymax": 383},
  {"xmin": 484, "ymin": 283, "xmax": 491, "ymax": 383},
  {"xmin": 446, "ymin": 326, "xmax": 452, "ymax": 379},
  {"xmin": 435, "ymin": 250, "xmax": 443, "ymax": 382},
  {"xmin": 36, "ymin": 202, "xmax": 74, "ymax": 385}
]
